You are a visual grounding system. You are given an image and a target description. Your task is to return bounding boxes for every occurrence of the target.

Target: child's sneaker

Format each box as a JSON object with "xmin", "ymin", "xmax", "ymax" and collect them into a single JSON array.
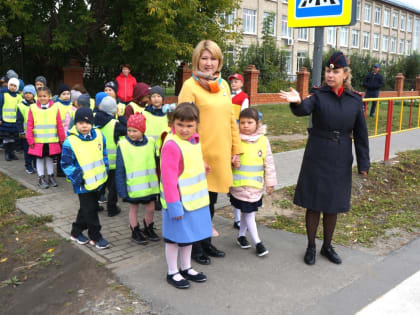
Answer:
[
  {"xmin": 38, "ymin": 176, "xmax": 49, "ymax": 189},
  {"xmin": 256, "ymin": 242, "xmax": 269, "ymax": 257},
  {"xmin": 237, "ymin": 236, "xmax": 251, "ymax": 249},
  {"xmin": 70, "ymin": 233, "xmax": 89, "ymax": 245},
  {"xmin": 48, "ymin": 175, "xmax": 58, "ymax": 187},
  {"xmin": 89, "ymin": 237, "xmax": 110, "ymax": 249},
  {"xmin": 25, "ymin": 166, "xmax": 34, "ymax": 174}
]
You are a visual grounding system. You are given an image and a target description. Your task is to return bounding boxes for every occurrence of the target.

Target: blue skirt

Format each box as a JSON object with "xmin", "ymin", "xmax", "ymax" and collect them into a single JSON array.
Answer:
[{"xmin": 162, "ymin": 205, "xmax": 212, "ymax": 244}]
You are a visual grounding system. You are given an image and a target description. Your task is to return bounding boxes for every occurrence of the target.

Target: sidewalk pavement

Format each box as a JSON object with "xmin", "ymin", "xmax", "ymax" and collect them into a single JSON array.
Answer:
[{"xmin": 2, "ymin": 128, "xmax": 420, "ymax": 315}]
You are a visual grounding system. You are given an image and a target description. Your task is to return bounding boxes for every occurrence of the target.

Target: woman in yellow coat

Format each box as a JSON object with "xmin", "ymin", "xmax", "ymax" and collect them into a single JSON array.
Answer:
[{"xmin": 178, "ymin": 40, "xmax": 242, "ymax": 265}]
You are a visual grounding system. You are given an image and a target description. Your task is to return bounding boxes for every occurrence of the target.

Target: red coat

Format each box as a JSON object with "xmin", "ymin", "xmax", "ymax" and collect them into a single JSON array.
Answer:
[
  {"xmin": 115, "ymin": 73, "xmax": 137, "ymax": 103},
  {"xmin": 26, "ymin": 101, "xmax": 66, "ymax": 157}
]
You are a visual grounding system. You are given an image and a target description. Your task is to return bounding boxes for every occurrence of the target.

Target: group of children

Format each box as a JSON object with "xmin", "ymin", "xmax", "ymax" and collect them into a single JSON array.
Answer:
[{"xmin": 0, "ymin": 70, "xmax": 277, "ymax": 290}]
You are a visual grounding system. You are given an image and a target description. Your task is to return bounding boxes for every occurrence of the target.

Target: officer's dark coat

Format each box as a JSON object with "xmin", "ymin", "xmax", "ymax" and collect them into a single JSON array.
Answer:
[{"xmin": 290, "ymin": 85, "xmax": 370, "ymax": 213}]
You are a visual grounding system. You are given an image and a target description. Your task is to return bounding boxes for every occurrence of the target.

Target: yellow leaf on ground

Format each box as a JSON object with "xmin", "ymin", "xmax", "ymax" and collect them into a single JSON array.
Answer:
[
  {"xmin": 0, "ymin": 257, "xmax": 8, "ymax": 263},
  {"xmin": 47, "ymin": 248, "xmax": 55, "ymax": 253}
]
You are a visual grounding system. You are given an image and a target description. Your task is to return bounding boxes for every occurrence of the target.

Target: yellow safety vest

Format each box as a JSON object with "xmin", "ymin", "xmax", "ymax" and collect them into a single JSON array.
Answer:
[
  {"xmin": 116, "ymin": 102, "xmax": 125, "ymax": 117},
  {"xmin": 17, "ymin": 102, "xmax": 31, "ymax": 132},
  {"xmin": 68, "ymin": 127, "xmax": 108, "ymax": 191},
  {"xmin": 155, "ymin": 127, "xmax": 171, "ymax": 157},
  {"xmin": 99, "ymin": 119, "xmax": 118, "ymax": 170},
  {"xmin": 30, "ymin": 104, "xmax": 59, "ymax": 143},
  {"xmin": 2, "ymin": 93, "xmax": 21, "ymax": 123},
  {"xmin": 143, "ymin": 111, "xmax": 168, "ymax": 141},
  {"xmin": 119, "ymin": 137, "xmax": 159, "ymax": 198},
  {"xmin": 56, "ymin": 102, "xmax": 74, "ymax": 126},
  {"xmin": 232, "ymin": 136, "xmax": 267, "ymax": 189},
  {"xmin": 90, "ymin": 98, "xmax": 95, "ymax": 111},
  {"xmin": 128, "ymin": 102, "xmax": 144, "ymax": 114},
  {"xmin": 160, "ymin": 133, "xmax": 209, "ymax": 211}
]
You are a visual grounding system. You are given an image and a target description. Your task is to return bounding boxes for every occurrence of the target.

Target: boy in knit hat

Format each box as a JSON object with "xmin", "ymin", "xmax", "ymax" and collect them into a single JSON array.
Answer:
[
  {"xmin": 17, "ymin": 85, "xmax": 37, "ymax": 173},
  {"xmin": 104, "ymin": 81, "xmax": 126, "ymax": 118},
  {"xmin": 124, "ymin": 82, "xmax": 150, "ymax": 119},
  {"xmin": 61, "ymin": 107, "xmax": 110, "ymax": 249},
  {"xmin": 77, "ymin": 93, "xmax": 91, "ymax": 108},
  {"xmin": 116, "ymin": 113, "xmax": 160, "ymax": 244},
  {"xmin": 94, "ymin": 95, "xmax": 127, "ymax": 217},
  {"xmin": 34, "ymin": 76, "xmax": 47, "ymax": 90},
  {"xmin": 0, "ymin": 77, "xmax": 22, "ymax": 161}
]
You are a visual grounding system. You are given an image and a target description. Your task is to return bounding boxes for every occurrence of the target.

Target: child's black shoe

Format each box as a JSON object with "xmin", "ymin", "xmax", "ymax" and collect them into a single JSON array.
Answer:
[
  {"xmin": 180, "ymin": 268, "xmax": 207, "ymax": 283},
  {"xmin": 131, "ymin": 225, "xmax": 148, "ymax": 245},
  {"xmin": 143, "ymin": 220, "xmax": 160, "ymax": 241},
  {"xmin": 256, "ymin": 242, "xmax": 269, "ymax": 257},
  {"xmin": 237, "ymin": 236, "xmax": 251, "ymax": 249},
  {"xmin": 167, "ymin": 273, "xmax": 190, "ymax": 289}
]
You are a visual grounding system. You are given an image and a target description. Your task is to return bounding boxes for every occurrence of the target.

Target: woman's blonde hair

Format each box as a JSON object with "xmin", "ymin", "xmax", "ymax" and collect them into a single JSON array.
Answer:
[
  {"xmin": 191, "ymin": 40, "xmax": 223, "ymax": 72},
  {"xmin": 343, "ymin": 66, "xmax": 353, "ymax": 90}
]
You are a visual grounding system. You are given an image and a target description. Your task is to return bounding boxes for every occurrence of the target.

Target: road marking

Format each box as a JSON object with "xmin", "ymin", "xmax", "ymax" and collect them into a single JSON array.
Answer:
[{"xmin": 356, "ymin": 269, "xmax": 420, "ymax": 315}]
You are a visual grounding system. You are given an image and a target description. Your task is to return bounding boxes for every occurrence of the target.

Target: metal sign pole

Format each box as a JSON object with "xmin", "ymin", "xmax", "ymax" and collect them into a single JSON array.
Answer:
[{"xmin": 308, "ymin": 27, "xmax": 324, "ymax": 127}]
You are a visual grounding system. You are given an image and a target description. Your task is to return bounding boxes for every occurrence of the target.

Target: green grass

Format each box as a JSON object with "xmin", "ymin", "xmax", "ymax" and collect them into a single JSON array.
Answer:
[{"xmin": 270, "ymin": 149, "xmax": 420, "ymax": 247}]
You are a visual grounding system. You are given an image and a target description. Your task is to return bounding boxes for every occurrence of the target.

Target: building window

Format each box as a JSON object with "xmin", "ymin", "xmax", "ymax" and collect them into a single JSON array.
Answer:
[
  {"xmin": 399, "ymin": 39, "xmax": 404, "ymax": 54},
  {"xmin": 220, "ymin": 11, "xmax": 236, "ymax": 28},
  {"xmin": 340, "ymin": 27, "xmax": 348, "ymax": 47},
  {"xmin": 327, "ymin": 27, "xmax": 337, "ymax": 47},
  {"xmin": 390, "ymin": 37, "xmax": 396, "ymax": 53},
  {"xmin": 406, "ymin": 40, "xmax": 411, "ymax": 55},
  {"xmin": 362, "ymin": 31, "xmax": 370, "ymax": 49},
  {"xmin": 400, "ymin": 15, "xmax": 406, "ymax": 31},
  {"xmin": 356, "ymin": 0, "xmax": 361, "ymax": 20},
  {"xmin": 281, "ymin": 15, "xmax": 291, "ymax": 38},
  {"xmin": 407, "ymin": 16, "xmax": 413, "ymax": 32},
  {"xmin": 284, "ymin": 51, "xmax": 292, "ymax": 74},
  {"xmin": 384, "ymin": 9, "xmax": 390, "ymax": 27},
  {"xmin": 374, "ymin": 7, "xmax": 381, "ymax": 25},
  {"xmin": 364, "ymin": 3, "xmax": 371, "ymax": 23},
  {"xmin": 373, "ymin": 33, "xmax": 380, "ymax": 50},
  {"xmin": 263, "ymin": 12, "xmax": 276, "ymax": 36},
  {"xmin": 392, "ymin": 12, "xmax": 398, "ymax": 29},
  {"xmin": 414, "ymin": 19, "xmax": 420, "ymax": 51},
  {"xmin": 352, "ymin": 30, "xmax": 359, "ymax": 48},
  {"xmin": 297, "ymin": 28, "xmax": 308, "ymax": 41},
  {"xmin": 297, "ymin": 52, "xmax": 307, "ymax": 71},
  {"xmin": 243, "ymin": 9, "xmax": 257, "ymax": 34},
  {"xmin": 382, "ymin": 35, "xmax": 389, "ymax": 52}
]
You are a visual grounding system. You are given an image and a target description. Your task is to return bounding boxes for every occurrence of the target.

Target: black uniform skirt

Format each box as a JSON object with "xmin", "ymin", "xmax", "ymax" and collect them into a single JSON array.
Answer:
[{"xmin": 230, "ymin": 194, "xmax": 262, "ymax": 213}]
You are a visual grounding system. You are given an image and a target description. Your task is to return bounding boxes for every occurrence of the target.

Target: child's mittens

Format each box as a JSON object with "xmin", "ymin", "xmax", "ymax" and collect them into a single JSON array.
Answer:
[
  {"xmin": 162, "ymin": 103, "xmax": 177, "ymax": 114},
  {"xmin": 167, "ymin": 200, "xmax": 184, "ymax": 219}
]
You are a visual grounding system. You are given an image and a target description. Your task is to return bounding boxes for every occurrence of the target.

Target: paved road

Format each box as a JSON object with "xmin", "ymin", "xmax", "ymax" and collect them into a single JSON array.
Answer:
[{"xmin": 2, "ymin": 128, "xmax": 420, "ymax": 315}]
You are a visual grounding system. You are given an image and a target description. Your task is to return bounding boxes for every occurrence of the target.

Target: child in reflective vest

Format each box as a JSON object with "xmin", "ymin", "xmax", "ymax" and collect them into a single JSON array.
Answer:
[
  {"xmin": 160, "ymin": 103, "xmax": 212, "ymax": 289},
  {"xmin": 16, "ymin": 84, "xmax": 36, "ymax": 174},
  {"xmin": 26, "ymin": 87, "xmax": 66, "ymax": 189},
  {"xmin": 61, "ymin": 107, "xmax": 110, "ymax": 249},
  {"xmin": 229, "ymin": 108, "xmax": 277, "ymax": 257},
  {"xmin": 115, "ymin": 113, "xmax": 160, "ymax": 245}
]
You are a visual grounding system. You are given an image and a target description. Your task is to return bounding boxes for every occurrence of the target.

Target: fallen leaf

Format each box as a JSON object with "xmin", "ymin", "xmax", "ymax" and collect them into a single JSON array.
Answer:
[
  {"xmin": 47, "ymin": 248, "xmax": 55, "ymax": 253},
  {"xmin": 0, "ymin": 258, "xmax": 8, "ymax": 263}
]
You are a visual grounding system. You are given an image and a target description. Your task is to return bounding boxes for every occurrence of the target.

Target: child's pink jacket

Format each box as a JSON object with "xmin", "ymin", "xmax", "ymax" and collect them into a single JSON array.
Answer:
[
  {"xmin": 26, "ymin": 100, "xmax": 66, "ymax": 157},
  {"xmin": 229, "ymin": 124, "xmax": 277, "ymax": 202}
]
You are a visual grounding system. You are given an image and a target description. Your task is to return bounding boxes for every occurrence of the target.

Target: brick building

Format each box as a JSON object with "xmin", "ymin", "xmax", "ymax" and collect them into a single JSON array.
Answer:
[{"xmin": 225, "ymin": 0, "xmax": 420, "ymax": 79}]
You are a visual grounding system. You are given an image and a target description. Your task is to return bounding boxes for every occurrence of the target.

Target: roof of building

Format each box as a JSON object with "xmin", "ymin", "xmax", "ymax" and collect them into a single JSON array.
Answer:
[{"xmin": 381, "ymin": 0, "xmax": 420, "ymax": 15}]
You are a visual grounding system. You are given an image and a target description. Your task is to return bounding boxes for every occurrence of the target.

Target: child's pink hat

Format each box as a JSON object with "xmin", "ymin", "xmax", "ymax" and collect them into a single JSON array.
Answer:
[{"xmin": 127, "ymin": 113, "xmax": 146, "ymax": 133}]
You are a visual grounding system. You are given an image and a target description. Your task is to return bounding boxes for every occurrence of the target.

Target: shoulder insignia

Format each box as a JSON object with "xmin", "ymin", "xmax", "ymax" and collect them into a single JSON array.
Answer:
[{"xmin": 352, "ymin": 90, "xmax": 363, "ymax": 97}]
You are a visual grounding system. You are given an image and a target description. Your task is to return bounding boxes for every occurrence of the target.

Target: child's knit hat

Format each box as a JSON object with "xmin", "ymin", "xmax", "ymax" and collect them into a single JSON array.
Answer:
[
  {"xmin": 95, "ymin": 92, "xmax": 107, "ymax": 108},
  {"xmin": 105, "ymin": 81, "xmax": 118, "ymax": 94},
  {"xmin": 23, "ymin": 84, "xmax": 36, "ymax": 97},
  {"xmin": 127, "ymin": 113, "xmax": 146, "ymax": 133},
  {"xmin": 6, "ymin": 69, "xmax": 18, "ymax": 79},
  {"xmin": 99, "ymin": 96, "xmax": 117, "ymax": 116},
  {"xmin": 34, "ymin": 75, "xmax": 47, "ymax": 86},
  {"xmin": 77, "ymin": 93, "xmax": 91, "ymax": 108},
  {"xmin": 133, "ymin": 83, "xmax": 150, "ymax": 100},
  {"xmin": 150, "ymin": 85, "xmax": 164, "ymax": 99},
  {"xmin": 57, "ymin": 84, "xmax": 70, "ymax": 96},
  {"xmin": 74, "ymin": 107, "xmax": 93, "ymax": 125},
  {"xmin": 8, "ymin": 78, "xmax": 19, "ymax": 90},
  {"xmin": 71, "ymin": 90, "xmax": 82, "ymax": 102},
  {"xmin": 18, "ymin": 79, "xmax": 25, "ymax": 92}
]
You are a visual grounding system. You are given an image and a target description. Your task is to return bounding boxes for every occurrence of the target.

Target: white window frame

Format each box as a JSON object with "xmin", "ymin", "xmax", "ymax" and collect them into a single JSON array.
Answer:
[
  {"xmin": 297, "ymin": 28, "xmax": 308, "ymax": 41},
  {"xmin": 362, "ymin": 31, "xmax": 370, "ymax": 49},
  {"xmin": 373, "ymin": 33, "xmax": 380, "ymax": 51},
  {"xmin": 364, "ymin": 3, "xmax": 371, "ymax": 23},
  {"xmin": 263, "ymin": 12, "xmax": 276, "ymax": 36},
  {"xmin": 390, "ymin": 37, "xmax": 396, "ymax": 53},
  {"xmin": 356, "ymin": 0, "xmax": 361, "ymax": 20},
  {"xmin": 406, "ymin": 40, "xmax": 411, "ymax": 55},
  {"xmin": 382, "ymin": 35, "xmax": 389, "ymax": 52},
  {"xmin": 297, "ymin": 52, "xmax": 307, "ymax": 72},
  {"xmin": 414, "ymin": 19, "xmax": 420, "ymax": 51},
  {"xmin": 327, "ymin": 27, "xmax": 337, "ymax": 47},
  {"xmin": 398, "ymin": 39, "xmax": 404, "ymax": 55},
  {"xmin": 392, "ymin": 12, "xmax": 398, "ymax": 29},
  {"xmin": 281, "ymin": 15, "xmax": 291, "ymax": 38},
  {"xmin": 285, "ymin": 51, "xmax": 292, "ymax": 74},
  {"xmin": 340, "ymin": 27, "xmax": 348, "ymax": 47},
  {"xmin": 352, "ymin": 30, "xmax": 359, "ymax": 48},
  {"xmin": 400, "ymin": 15, "xmax": 406, "ymax": 31},
  {"xmin": 407, "ymin": 16, "xmax": 413, "ymax": 32},
  {"xmin": 384, "ymin": 8, "xmax": 390, "ymax": 27},
  {"xmin": 374, "ymin": 7, "xmax": 381, "ymax": 25},
  {"xmin": 243, "ymin": 8, "xmax": 257, "ymax": 34}
]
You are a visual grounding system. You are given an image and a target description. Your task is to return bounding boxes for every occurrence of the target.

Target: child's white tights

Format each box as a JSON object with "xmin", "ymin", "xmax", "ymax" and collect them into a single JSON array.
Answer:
[
  {"xmin": 233, "ymin": 207, "xmax": 241, "ymax": 224},
  {"xmin": 36, "ymin": 157, "xmax": 54, "ymax": 177},
  {"xmin": 239, "ymin": 212, "xmax": 261, "ymax": 245},
  {"xmin": 165, "ymin": 243, "xmax": 198, "ymax": 281}
]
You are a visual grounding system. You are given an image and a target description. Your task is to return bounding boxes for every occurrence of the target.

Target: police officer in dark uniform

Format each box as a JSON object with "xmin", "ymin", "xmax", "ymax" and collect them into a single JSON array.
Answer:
[{"xmin": 280, "ymin": 52, "xmax": 370, "ymax": 265}]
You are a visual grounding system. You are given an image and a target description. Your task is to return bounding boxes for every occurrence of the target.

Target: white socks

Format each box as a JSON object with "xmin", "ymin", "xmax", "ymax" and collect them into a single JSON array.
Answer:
[
  {"xmin": 239, "ymin": 212, "xmax": 261, "ymax": 245},
  {"xmin": 36, "ymin": 157, "xmax": 54, "ymax": 177},
  {"xmin": 165, "ymin": 243, "xmax": 198, "ymax": 280}
]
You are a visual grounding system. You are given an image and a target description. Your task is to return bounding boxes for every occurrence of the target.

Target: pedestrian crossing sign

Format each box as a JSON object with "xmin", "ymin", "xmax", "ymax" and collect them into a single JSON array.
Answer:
[{"xmin": 288, "ymin": 0, "xmax": 356, "ymax": 27}]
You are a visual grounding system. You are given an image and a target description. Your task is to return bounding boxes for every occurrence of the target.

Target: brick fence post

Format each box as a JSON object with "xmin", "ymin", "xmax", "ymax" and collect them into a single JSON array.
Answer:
[
  {"xmin": 63, "ymin": 59, "xmax": 84, "ymax": 89},
  {"xmin": 175, "ymin": 62, "xmax": 192, "ymax": 96},
  {"xmin": 296, "ymin": 67, "xmax": 310, "ymax": 99},
  {"xmin": 244, "ymin": 65, "xmax": 260, "ymax": 105},
  {"xmin": 416, "ymin": 74, "xmax": 420, "ymax": 95},
  {"xmin": 395, "ymin": 73, "xmax": 405, "ymax": 96}
]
